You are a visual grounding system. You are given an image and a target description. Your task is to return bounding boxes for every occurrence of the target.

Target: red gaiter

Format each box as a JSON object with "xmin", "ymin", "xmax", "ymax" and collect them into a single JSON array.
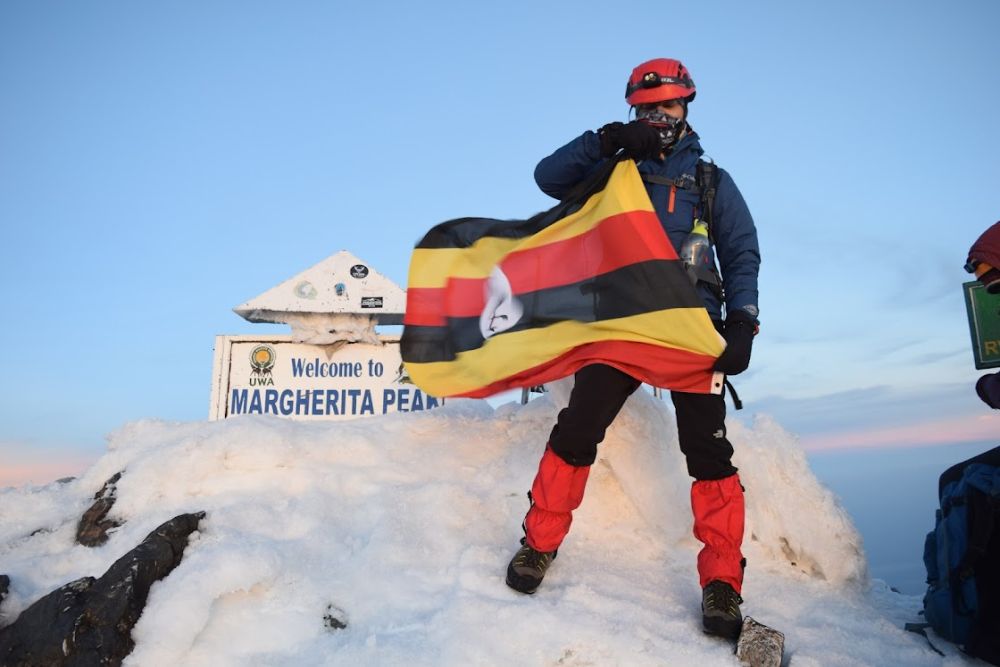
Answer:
[
  {"xmin": 691, "ymin": 473, "xmax": 746, "ymax": 593},
  {"xmin": 523, "ymin": 447, "xmax": 591, "ymax": 553}
]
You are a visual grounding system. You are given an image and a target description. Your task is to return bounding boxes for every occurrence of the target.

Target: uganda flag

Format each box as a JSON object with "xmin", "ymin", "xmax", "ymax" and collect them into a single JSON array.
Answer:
[{"xmin": 400, "ymin": 157, "xmax": 725, "ymax": 398}]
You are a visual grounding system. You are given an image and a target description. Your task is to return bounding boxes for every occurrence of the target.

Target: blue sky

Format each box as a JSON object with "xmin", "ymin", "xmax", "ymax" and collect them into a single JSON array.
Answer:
[{"xmin": 2, "ymin": 0, "xmax": 999, "ymax": 483}]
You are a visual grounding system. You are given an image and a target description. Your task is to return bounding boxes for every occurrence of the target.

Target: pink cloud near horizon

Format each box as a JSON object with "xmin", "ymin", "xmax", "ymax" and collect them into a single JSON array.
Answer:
[
  {"xmin": 3, "ymin": 408, "xmax": 997, "ymax": 485},
  {"xmin": 0, "ymin": 457, "xmax": 95, "ymax": 488},
  {"xmin": 800, "ymin": 412, "xmax": 1000, "ymax": 451}
]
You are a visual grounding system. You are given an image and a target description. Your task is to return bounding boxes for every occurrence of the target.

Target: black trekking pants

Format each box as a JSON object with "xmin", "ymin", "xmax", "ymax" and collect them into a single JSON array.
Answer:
[{"xmin": 547, "ymin": 363, "xmax": 737, "ymax": 481}]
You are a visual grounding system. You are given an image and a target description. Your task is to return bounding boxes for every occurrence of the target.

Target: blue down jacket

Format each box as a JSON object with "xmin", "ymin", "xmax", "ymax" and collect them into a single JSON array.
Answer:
[{"xmin": 534, "ymin": 129, "xmax": 760, "ymax": 323}]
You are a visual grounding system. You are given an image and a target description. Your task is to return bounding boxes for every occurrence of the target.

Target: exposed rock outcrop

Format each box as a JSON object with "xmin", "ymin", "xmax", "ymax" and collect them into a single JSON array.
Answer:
[
  {"xmin": 323, "ymin": 603, "xmax": 348, "ymax": 631},
  {"xmin": 76, "ymin": 472, "xmax": 123, "ymax": 547},
  {"xmin": 0, "ymin": 574, "xmax": 9, "ymax": 624},
  {"xmin": 0, "ymin": 511, "xmax": 204, "ymax": 667}
]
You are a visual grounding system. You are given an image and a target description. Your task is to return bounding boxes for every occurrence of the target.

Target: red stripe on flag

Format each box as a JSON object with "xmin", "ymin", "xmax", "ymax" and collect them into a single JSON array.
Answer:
[
  {"xmin": 446, "ymin": 278, "xmax": 487, "ymax": 318},
  {"xmin": 405, "ymin": 211, "xmax": 676, "ymax": 325},
  {"xmin": 501, "ymin": 210, "xmax": 674, "ymax": 294},
  {"xmin": 404, "ymin": 280, "xmax": 486, "ymax": 325},
  {"xmin": 404, "ymin": 287, "xmax": 446, "ymax": 326},
  {"xmin": 454, "ymin": 339, "xmax": 719, "ymax": 398}
]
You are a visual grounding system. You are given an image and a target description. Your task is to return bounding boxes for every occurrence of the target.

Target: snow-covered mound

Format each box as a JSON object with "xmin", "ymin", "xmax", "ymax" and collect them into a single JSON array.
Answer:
[{"xmin": 0, "ymin": 388, "xmax": 966, "ymax": 665}]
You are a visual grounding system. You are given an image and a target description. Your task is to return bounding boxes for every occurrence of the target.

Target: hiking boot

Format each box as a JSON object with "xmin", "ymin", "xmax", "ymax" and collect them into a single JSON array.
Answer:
[
  {"xmin": 702, "ymin": 579, "xmax": 743, "ymax": 640},
  {"xmin": 505, "ymin": 539, "xmax": 556, "ymax": 594}
]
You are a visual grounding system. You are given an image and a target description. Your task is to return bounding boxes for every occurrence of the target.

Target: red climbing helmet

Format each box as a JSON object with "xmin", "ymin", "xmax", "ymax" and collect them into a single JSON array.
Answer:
[{"xmin": 625, "ymin": 58, "xmax": 696, "ymax": 106}]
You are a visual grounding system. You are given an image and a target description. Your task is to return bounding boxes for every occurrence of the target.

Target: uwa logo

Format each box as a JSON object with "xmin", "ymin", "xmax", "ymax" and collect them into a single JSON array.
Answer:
[{"xmin": 249, "ymin": 345, "xmax": 276, "ymax": 386}]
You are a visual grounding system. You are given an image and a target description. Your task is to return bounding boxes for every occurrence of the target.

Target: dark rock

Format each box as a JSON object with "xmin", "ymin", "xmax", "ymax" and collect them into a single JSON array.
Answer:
[
  {"xmin": 735, "ymin": 616, "xmax": 784, "ymax": 667},
  {"xmin": 0, "ymin": 511, "xmax": 205, "ymax": 667},
  {"xmin": 76, "ymin": 472, "xmax": 123, "ymax": 547},
  {"xmin": 0, "ymin": 574, "xmax": 9, "ymax": 610},
  {"xmin": 323, "ymin": 603, "xmax": 348, "ymax": 630}
]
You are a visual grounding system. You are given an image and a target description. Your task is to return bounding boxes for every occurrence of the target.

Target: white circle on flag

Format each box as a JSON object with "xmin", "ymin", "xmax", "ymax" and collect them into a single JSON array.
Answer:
[{"xmin": 480, "ymin": 266, "xmax": 524, "ymax": 339}]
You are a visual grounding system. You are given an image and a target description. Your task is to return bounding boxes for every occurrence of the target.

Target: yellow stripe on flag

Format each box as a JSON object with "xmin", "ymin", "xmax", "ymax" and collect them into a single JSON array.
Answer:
[
  {"xmin": 409, "ymin": 240, "xmax": 518, "ymax": 289},
  {"xmin": 514, "ymin": 160, "xmax": 654, "ymax": 251},
  {"xmin": 409, "ymin": 160, "xmax": 653, "ymax": 289},
  {"xmin": 406, "ymin": 307, "xmax": 723, "ymax": 397}
]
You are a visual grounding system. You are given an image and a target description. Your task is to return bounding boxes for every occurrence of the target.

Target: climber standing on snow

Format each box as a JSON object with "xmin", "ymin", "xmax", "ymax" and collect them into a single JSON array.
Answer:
[{"xmin": 505, "ymin": 57, "xmax": 761, "ymax": 641}]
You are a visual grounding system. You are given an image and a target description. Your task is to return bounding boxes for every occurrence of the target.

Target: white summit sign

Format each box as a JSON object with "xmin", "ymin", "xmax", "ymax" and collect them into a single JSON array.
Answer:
[{"xmin": 209, "ymin": 250, "xmax": 442, "ymax": 421}]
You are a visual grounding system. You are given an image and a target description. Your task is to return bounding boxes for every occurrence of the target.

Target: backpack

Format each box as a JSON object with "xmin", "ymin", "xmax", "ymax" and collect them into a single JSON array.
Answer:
[
  {"xmin": 640, "ymin": 158, "xmax": 723, "ymax": 297},
  {"xmin": 910, "ymin": 446, "xmax": 1000, "ymax": 663}
]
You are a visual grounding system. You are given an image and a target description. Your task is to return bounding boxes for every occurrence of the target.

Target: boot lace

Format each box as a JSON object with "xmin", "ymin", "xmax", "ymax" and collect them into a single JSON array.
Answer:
[
  {"xmin": 704, "ymin": 581, "xmax": 743, "ymax": 616},
  {"xmin": 513, "ymin": 543, "xmax": 553, "ymax": 572}
]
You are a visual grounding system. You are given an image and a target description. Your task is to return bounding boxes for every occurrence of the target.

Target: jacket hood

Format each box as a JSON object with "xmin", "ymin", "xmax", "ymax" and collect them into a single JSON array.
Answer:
[{"xmin": 671, "ymin": 128, "xmax": 704, "ymax": 160}]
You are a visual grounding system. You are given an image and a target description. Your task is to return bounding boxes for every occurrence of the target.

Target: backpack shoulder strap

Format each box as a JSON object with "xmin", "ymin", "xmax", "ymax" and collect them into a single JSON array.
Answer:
[
  {"xmin": 696, "ymin": 159, "xmax": 720, "ymax": 238},
  {"xmin": 904, "ymin": 623, "xmax": 946, "ymax": 656},
  {"xmin": 640, "ymin": 172, "xmax": 697, "ymax": 190}
]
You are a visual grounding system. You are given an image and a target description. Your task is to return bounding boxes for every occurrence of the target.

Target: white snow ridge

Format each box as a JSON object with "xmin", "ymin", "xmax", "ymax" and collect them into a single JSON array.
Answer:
[{"xmin": 0, "ymin": 387, "xmax": 978, "ymax": 665}]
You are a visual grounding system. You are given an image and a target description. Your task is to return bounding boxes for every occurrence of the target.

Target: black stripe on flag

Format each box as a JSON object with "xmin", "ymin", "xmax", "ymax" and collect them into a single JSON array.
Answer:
[{"xmin": 401, "ymin": 259, "xmax": 702, "ymax": 363}]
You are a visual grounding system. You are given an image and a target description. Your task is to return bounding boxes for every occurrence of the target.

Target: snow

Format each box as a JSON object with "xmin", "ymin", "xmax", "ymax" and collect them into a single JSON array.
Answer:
[
  {"xmin": 0, "ymin": 381, "xmax": 984, "ymax": 665},
  {"xmin": 279, "ymin": 313, "xmax": 381, "ymax": 345}
]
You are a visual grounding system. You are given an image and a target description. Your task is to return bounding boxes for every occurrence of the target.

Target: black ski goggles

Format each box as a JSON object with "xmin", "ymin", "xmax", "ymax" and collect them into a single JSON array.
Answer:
[
  {"xmin": 966, "ymin": 258, "xmax": 1000, "ymax": 293},
  {"xmin": 626, "ymin": 71, "xmax": 694, "ymax": 97}
]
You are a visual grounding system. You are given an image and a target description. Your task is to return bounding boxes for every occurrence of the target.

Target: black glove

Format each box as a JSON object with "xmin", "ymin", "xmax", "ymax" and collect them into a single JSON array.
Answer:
[
  {"xmin": 714, "ymin": 311, "xmax": 757, "ymax": 375},
  {"xmin": 598, "ymin": 121, "xmax": 661, "ymax": 160}
]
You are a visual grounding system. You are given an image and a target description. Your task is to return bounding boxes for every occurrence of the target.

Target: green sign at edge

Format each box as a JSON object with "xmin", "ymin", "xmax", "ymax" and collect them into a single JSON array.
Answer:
[{"xmin": 964, "ymin": 281, "xmax": 1000, "ymax": 369}]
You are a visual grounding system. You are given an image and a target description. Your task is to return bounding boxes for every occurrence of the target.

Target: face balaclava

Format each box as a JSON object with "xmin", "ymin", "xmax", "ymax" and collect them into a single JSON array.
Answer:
[{"xmin": 635, "ymin": 102, "xmax": 686, "ymax": 152}]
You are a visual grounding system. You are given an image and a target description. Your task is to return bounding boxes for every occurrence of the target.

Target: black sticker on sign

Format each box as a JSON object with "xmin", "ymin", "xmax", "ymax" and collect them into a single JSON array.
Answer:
[
  {"xmin": 350, "ymin": 265, "xmax": 369, "ymax": 279},
  {"xmin": 360, "ymin": 296, "xmax": 383, "ymax": 308}
]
